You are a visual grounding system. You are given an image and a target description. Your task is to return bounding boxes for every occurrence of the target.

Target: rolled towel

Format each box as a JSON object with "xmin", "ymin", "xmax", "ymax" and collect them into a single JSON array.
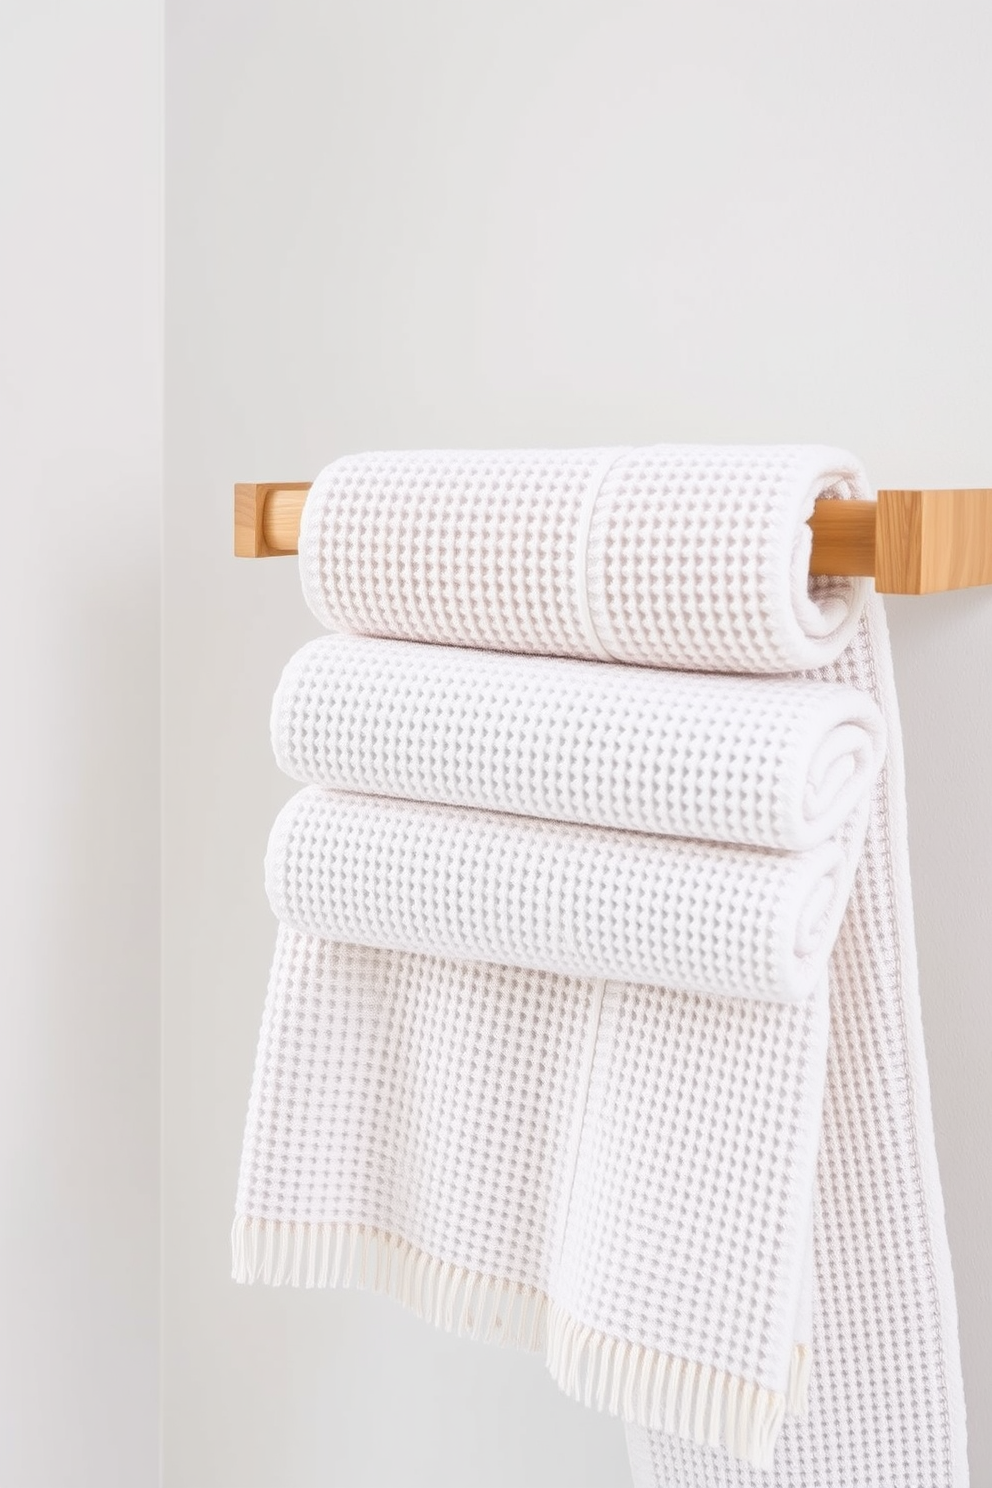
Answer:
[
  {"xmin": 272, "ymin": 634, "xmax": 886, "ymax": 851},
  {"xmin": 299, "ymin": 444, "xmax": 871, "ymax": 673},
  {"xmin": 264, "ymin": 787, "xmax": 869, "ymax": 1004}
]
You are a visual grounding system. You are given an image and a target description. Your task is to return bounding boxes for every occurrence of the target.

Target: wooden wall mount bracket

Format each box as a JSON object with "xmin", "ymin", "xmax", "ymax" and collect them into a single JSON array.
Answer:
[
  {"xmin": 235, "ymin": 482, "xmax": 992, "ymax": 595},
  {"xmin": 234, "ymin": 482, "xmax": 311, "ymax": 559}
]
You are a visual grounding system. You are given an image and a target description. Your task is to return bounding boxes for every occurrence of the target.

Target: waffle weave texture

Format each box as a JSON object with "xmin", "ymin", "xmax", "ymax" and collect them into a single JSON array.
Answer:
[
  {"xmin": 265, "ymin": 787, "xmax": 865, "ymax": 1005},
  {"xmin": 234, "ymin": 444, "xmax": 967, "ymax": 1483},
  {"xmin": 273, "ymin": 634, "xmax": 886, "ymax": 851},
  {"xmin": 237, "ymin": 927, "xmax": 829, "ymax": 1458},
  {"xmin": 626, "ymin": 598, "xmax": 969, "ymax": 1487},
  {"xmin": 298, "ymin": 444, "xmax": 870, "ymax": 673}
]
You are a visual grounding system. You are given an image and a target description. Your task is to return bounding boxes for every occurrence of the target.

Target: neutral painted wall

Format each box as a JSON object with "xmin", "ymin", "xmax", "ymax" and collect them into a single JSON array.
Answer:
[
  {"xmin": 164, "ymin": 3, "xmax": 991, "ymax": 1484},
  {"xmin": 0, "ymin": 4, "xmax": 162, "ymax": 1486}
]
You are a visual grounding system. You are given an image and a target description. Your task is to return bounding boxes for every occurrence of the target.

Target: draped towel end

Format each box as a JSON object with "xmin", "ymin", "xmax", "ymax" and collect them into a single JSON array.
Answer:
[
  {"xmin": 232, "ymin": 1215, "xmax": 795, "ymax": 1466},
  {"xmin": 232, "ymin": 1215, "xmax": 548, "ymax": 1352},
  {"xmin": 544, "ymin": 1302, "xmax": 788, "ymax": 1468}
]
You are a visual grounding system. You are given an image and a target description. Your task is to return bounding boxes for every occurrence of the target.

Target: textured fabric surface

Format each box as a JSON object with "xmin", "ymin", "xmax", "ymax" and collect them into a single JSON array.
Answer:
[
  {"xmin": 626, "ymin": 601, "xmax": 969, "ymax": 1487},
  {"xmin": 299, "ymin": 444, "xmax": 870, "ymax": 673},
  {"xmin": 236, "ymin": 927, "xmax": 829, "ymax": 1453},
  {"xmin": 265, "ymin": 786, "xmax": 866, "ymax": 1005},
  {"xmin": 235, "ymin": 444, "xmax": 967, "ymax": 1482},
  {"xmin": 273, "ymin": 634, "xmax": 886, "ymax": 850}
]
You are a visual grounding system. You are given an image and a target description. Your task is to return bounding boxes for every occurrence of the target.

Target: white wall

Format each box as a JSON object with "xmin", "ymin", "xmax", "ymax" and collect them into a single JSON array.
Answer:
[
  {"xmin": 164, "ymin": 3, "xmax": 991, "ymax": 1484},
  {"xmin": 0, "ymin": 4, "xmax": 161, "ymax": 1486}
]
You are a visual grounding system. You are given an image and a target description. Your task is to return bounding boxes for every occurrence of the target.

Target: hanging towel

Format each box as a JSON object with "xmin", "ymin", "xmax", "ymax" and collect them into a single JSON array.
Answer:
[
  {"xmin": 272, "ymin": 635, "xmax": 886, "ymax": 850},
  {"xmin": 236, "ymin": 924, "xmax": 829, "ymax": 1464},
  {"xmin": 233, "ymin": 444, "xmax": 967, "ymax": 1483},
  {"xmin": 298, "ymin": 444, "xmax": 869, "ymax": 672},
  {"xmin": 625, "ymin": 599, "xmax": 969, "ymax": 1487},
  {"xmin": 265, "ymin": 787, "xmax": 866, "ymax": 1004}
]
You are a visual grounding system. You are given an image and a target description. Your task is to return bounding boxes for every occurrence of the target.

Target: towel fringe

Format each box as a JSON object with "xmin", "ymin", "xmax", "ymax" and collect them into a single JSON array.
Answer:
[
  {"xmin": 232, "ymin": 1214, "xmax": 548, "ymax": 1353},
  {"xmin": 545, "ymin": 1303, "xmax": 789, "ymax": 1468},
  {"xmin": 231, "ymin": 1216, "xmax": 799, "ymax": 1468},
  {"xmin": 788, "ymin": 1341, "xmax": 813, "ymax": 1417}
]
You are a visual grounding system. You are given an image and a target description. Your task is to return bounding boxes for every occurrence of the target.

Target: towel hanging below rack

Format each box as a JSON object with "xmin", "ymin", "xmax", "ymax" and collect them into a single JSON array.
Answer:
[{"xmin": 233, "ymin": 481, "xmax": 992, "ymax": 595}]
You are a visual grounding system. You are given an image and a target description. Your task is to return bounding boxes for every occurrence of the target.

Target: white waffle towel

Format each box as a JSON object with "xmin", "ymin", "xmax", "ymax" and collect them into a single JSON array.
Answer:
[
  {"xmin": 265, "ymin": 787, "xmax": 866, "ymax": 1005},
  {"xmin": 626, "ymin": 597, "xmax": 969, "ymax": 1487},
  {"xmin": 233, "ymin": 445, "xmax": 967, "ymax": 1482},
  {"xmin": 298, "ymin": 444, "xmax": 868, "ymax": 673},
  {"xmin": 272, "ymin": 635, "xmax": 885, "ymax": 851}
]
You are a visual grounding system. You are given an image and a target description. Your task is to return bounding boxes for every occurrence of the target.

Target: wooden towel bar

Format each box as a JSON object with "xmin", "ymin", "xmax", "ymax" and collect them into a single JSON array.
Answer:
[{"xmin": 233, "ymin": 483, "xmax": 992, "ymax": 595}]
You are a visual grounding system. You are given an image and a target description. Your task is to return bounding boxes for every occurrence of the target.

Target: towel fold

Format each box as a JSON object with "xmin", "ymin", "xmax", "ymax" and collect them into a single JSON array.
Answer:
[
  {"xmin": 235, "ymin": 923, "xmax": 830, "ymax": 1467},
  {"xmin": 265, "ymin": 787, "xmax": 868, "ymax": 1005},
  {"xmin": 272, "ymin": 634, "xmax": 886, "ymax": 850},
  {"xmin": 299, "ymin": 444, "xmax": 870, "ymax": 673}
]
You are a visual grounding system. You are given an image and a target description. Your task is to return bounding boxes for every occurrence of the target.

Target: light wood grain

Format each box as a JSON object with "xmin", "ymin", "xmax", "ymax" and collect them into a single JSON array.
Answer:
[
  {"xmin": 233, "ymin": 481, "xmax": 992, "ymax": 593},
  {"xmin": 807, "ymin": 500, "xmax": 876, "ymax": 577},
  {"xmin": 234, "ymin": 483, "xmax": 310, "ymax": 557},
  {"xmin": 876, "ymin": 488, "xmax": 992, "ymax": 593}
]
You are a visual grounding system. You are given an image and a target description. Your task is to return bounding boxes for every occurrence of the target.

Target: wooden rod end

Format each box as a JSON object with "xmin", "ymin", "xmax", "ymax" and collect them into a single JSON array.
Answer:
[
  {"xmin": 234, "ymin": 483, "xmax": 310, "ymax": 557},
  {"xmin": 234, "ymin": 483, "xmax": 268, "ymax": 557},
  {"xmin": 876, "ymin": 488, "xmax": 992, "ymax": 593}
]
